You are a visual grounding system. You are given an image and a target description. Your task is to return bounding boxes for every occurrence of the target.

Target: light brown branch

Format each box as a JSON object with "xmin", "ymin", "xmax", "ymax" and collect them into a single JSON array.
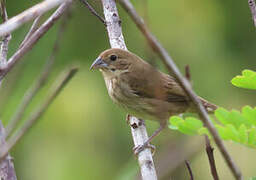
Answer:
[
  {"xmin": 0, "ymin": 120, "xmax": 17, "ymax": 180},
  {"xmin": 0, "ymin": 0, "xmax": 67, "ymax": 37},
  {"xmin": 119, "ymin": 0, "xmax": 242, "ymax": 179},
  {"xmin": 248, "ymin": 0, "xmax": 256, "ymax": 27},
  {"xmin": 0, "ymin": 0, "xmax": 11, "ymax": 68},
  {"xmin": 6, "ymin": 13, "xmax": 69, "ymax": 137},
  {"xmin": 0, "ymin": 67, "xmax": 78, "ymax": 161},
  {"xmin": 19, "ymin": 15, "xmax": 42, "ymax": 49},
  {"xmin": 100, "ymin": 0, "xmax": 157, "ymax": 179},
  {"xmin": 0, "ymin": 1, "xmax": 72, "ymax": 80}
]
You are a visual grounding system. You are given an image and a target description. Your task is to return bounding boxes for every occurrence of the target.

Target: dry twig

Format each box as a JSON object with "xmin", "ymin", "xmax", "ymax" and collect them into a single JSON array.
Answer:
[
  {"xmin": 0, "ymin": 0, "xmax": 11, "ymax": 68},
  {"xmin": 0, "ymin": 67, "xmax": 78, "ymax": 161},
  {"xmin": 0, "ymin": 0, "xmax": 67, "ymax": 37},
  {"xmin": 80, "ymin": 0, "xmax": 106, "ymax": 26},
  {"xmin": 0, "ymin": 1, "xmax": 17, "ymax": 179},
  {"xmin": 205, "ymin": 136, "xmax": 219, "ymax": 180},
  {"xmin": 100, "ymin": 0, "xmax": 157, "ymax": 179},
  {"xmin": 6, "ymin": 13, "xmax": 69, "ymax": 137},
  {"xmin": 0, "ymin": 1, "xmax": 72, "ymax": 80},
  {"xmin": 119, "ymin": 1, "xmax": 242, "ymax": 179},
  {"xmin": 19, "ymin": 15, "xmax": 42, "ymax": 49},
  {"xmin": 185, "ymin": 160, "xmax": 194, "ymax": 180}
]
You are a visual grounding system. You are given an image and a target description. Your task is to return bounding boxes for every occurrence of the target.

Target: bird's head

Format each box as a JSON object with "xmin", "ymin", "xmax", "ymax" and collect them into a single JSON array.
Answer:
[{"xmin": 90, "ymin": 48, "xmax": 135, "ymax": 76}]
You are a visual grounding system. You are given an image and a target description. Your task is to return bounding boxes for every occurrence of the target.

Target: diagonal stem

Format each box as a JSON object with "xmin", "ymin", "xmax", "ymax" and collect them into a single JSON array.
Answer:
[{"xmin": 118, "ymin": 0, "xmax": 242, "ymax": 179}]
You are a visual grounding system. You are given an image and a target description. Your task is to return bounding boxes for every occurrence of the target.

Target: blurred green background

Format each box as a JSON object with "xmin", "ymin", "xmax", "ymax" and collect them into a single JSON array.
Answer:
[{"xmin": 1, "ymin": 0, "xmax": 256, "ymax": 179}]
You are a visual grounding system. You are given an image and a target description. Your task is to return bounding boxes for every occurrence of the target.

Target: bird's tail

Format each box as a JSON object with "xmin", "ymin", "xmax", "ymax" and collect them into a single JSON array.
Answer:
[{"xmin": 198, "ymin": 97, "xmax": 218, "ymax": 113}]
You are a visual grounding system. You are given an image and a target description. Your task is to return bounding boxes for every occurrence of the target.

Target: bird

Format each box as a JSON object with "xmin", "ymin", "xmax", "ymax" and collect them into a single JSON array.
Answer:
[{"xmin": 90, "ymin": 48, "xmax": 217, "ymax": 154}]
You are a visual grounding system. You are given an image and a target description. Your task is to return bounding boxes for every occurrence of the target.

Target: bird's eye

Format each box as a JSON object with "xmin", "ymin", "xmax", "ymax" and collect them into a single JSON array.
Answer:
[{"xmin": 110, "ymin": 55, "xmax": 117, "ymax": 61}]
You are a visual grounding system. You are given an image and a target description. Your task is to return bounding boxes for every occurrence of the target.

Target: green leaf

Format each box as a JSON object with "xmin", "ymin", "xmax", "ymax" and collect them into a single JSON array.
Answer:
[
  {"xmin": 169, "ymin": 116, "xmax": 183, "ymax": 130},
  {"xmin": 215, "ymin": 108, "xmax": 230, "ymax": 125},
  {"xmin": 184, "ymin": 117, "xmax": 203, "ymax": 130},
  {"xmin": 248, "ymin": 128, "xmax": 256, "ymax": 146},
  {"xmin": 231, "ymin": 69, "xmax": 256, "ymax": 90},
  {"xmin": 238, "ymin": 124, "xmax": 248, "ymax": 144},
  {"xmin": 242, "ymin": 106, "xmax": 256, "ymax": 126}
]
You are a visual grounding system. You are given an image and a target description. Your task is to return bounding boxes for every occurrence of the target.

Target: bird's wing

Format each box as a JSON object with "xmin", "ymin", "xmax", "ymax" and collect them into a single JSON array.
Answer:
[
  {"xmin": 161, "ymin": 74, "xmax": 188, "ymax": 102},
  {"xmin": 125, "ymin": 69, "xmax": 188, "ymax": 103}
]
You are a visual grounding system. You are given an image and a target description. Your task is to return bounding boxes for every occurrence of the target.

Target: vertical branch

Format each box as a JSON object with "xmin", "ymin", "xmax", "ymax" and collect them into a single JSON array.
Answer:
[
  {"xmin": 0, "ymin": 121, "xmax": 17, "ymax": 180},
  {"xmin": 0, "ymin": 1, "xmax": 17, "ymax": 179},
  {"xmin": 248, "ymin": 0, "xmax": 256, "ymax": 27},
  {"xmin": 0, "ymin": 0, "xmax": 11, "ymax": 68},
  {"xmin": 205, "ymin": 136, "xmax": 219, "ymax": 180},
  {"xmin": 119, "ymin": 1, "xmax": 242, "ymax": 179},
  {"xmin": 100, "ymin": 0, "xmax": 157, "ymax": 179}
]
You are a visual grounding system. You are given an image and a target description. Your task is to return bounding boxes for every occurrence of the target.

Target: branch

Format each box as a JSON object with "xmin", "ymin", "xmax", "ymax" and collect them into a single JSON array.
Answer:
[
  {"xmin": 119, "ymin": 0, "xmax": 242, "ymax": 179},
  {"xmin": 80, "ymin": 0, "xmax": 106, "ymax": 26},
  {"xmin": 100, "ymin": 0, "xmax": 157, "ymax": 179},
  {"xmin": 0, "ymin": 1, "xmax": 72, "ymax": 80},
  {"xmin": 0, "ymin": 0, "xmax": 11, "ymax": 68},
  {"xmin": 185, "ymin": 160, "xmax": 194, "ymax": 180},
  {"xmin": 205, "ymin": 136, "xmax": 219, "ymax": 180},
  {"xmin": 0, "ymin": 67, "xmax": 78, "ymax": 161},
  {"xmin": 0, "ymin": 120, "xmax": 17, "ymax": 180},
  {"xmin": 19, "ymin": 15, "xmax": 42, "ymax": 49},
  {"xmin": 5, "ymin": 13, "xmax": 69, "ymax": 137},
  {"xmin": 0, "ymin": 0, "xmax": 67, "ymax": 37},
  {"xmin": 248, "ymin": 0, "xmax": 256, "ymax": 27},
  {"xmin": 0, "ymin": 1, "xmax": 17, "ymax": 179}
]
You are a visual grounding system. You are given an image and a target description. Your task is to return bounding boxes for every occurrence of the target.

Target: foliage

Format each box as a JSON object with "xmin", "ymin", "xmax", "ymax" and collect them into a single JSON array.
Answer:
[
  {"xmin": 169, "ymin": 106, "xmax": 256, "ymax": 148},
  {"xmin": 169, "ymin": 70, "xmax": 256, "ymax": 148},
  {"xmin": 231, "ymin": 69, "xmax": 256, "ymax": 90}
]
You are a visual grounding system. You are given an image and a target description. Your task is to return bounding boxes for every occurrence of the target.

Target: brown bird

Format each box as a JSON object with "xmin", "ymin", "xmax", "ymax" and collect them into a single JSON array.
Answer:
[{"xmin": 90, "ymin": 48, "xmax": 217, "ymax": 154}]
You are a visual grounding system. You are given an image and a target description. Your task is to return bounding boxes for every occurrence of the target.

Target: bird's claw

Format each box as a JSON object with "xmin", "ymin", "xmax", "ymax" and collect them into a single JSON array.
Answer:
[{"xmin": 133, "ymin": 143, "xmax": 156, "ymax": 156}]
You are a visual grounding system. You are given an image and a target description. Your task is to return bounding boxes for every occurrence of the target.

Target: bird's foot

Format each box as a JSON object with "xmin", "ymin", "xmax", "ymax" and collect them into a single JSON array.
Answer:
[{"xmin": 133, "ymin": 143, "xmax": 156, "ymax": 156}]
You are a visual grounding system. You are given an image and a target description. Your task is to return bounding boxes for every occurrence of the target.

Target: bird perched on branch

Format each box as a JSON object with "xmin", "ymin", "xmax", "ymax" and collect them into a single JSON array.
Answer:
[{"xmin": 90, "ymin": 48, "xmax": 217, "ymax": 154}]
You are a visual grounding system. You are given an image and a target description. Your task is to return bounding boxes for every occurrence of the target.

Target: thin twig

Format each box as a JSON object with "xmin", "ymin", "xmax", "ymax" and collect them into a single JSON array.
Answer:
[
  {"xmin": 248, "ymin": 0, "xmax": 256, "ymax": 27},
  {"xmin": 80, "ymin": 0, "xmax": 106, "ymax": 26},
  {"xmin": 6, "ymin": 13, "xmax": 69, "ymax": 137},
  {"xmin": 100, "ymin": 0, "xmax": 157, "ymax": 179},
  {"xmin": 119, "ymin": 1, "xmax": 242, "ymax": 179},
  {"xmin": 185, "ymin": 160, "xmax": 194, "ymax": 180},
  {"xmin": 0, "ymin": 0, "xmax": 11, "ymax": 68},
  {"xmin": 0, "ymin": 120, "xmax": 17, "ymax": 180},
  {"xmin": 0, "ymin": 67, "xmax": 78, "ymax": 161},
  {"xmin": 0, "ymin": 1, "xmax": 72, "ymax": 80},
  {"xmin": 0, "ymin": 1, "xmax": 17, "ymax": 178},
  {"xmin": 0, "ymin": 0, "xmax": 67, "ymax": 37},
  {"xmin": 19, "ymin": 15, "xmax": 42, "ymax": 49},
  {"xmin": 205, "ymin": 136, "xmax": 219, "ymax": 180}
]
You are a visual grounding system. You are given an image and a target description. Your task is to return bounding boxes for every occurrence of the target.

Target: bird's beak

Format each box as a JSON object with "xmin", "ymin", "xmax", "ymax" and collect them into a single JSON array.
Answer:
[{"xmin": 90, "ymin": 57, "xmax": 108, "ymax": 70}]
